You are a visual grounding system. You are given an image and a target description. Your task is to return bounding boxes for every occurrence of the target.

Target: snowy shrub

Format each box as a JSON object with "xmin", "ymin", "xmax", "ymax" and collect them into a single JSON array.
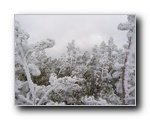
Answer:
[
  {"xmin": 48, "ymin": 74, "xmax": 85, "ymax": 105},
  {"xmin": 81, "ymin": 96, "xmax": 108, "ymax": 105}
]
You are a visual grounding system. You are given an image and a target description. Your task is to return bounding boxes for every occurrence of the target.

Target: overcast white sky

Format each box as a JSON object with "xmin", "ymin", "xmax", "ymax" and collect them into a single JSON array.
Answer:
[{"xmin": 15, "ymin": 15, "xmax": 128, "ymax": 59}]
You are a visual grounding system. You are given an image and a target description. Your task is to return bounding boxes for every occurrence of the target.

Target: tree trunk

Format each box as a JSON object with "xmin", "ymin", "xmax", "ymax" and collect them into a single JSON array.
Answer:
[{"xmin": 121, "ymin": 37, "xmax": 131, "ymax": 105}]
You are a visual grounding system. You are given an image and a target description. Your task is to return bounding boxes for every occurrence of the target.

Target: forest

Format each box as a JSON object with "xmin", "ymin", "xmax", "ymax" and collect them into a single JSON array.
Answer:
[{"xmin": 15, "ymin": 15, "xmax": 135, "ymax": 106}]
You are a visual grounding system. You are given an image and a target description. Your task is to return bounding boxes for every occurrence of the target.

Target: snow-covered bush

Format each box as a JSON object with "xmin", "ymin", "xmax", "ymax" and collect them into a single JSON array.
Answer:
[
  {"xmin": 81, "ymin": 96, "xmax": 108, "ymax": 105},
  {"xmin": 48, "ymin": 74, "xmax": 85, "ymax": 105},
  {"xmin": 100, "ymin": 91, "xmax": 122, "ymax": 105},
  {"xmin": 15, "ymin": 79, "xmax": 60, "ymax": 105}
]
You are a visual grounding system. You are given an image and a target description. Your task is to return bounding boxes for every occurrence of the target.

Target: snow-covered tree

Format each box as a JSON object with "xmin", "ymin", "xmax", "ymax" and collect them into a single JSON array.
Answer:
[
  {"xmin": 118, "ymin": 15, "xmax": 136, "ymax": 105},
  {"xmin": 82, "ymin": 39, "xmax": 120, "ymax": 102},
  {"xmin": 58, "ymin": 40, "xmax": 82, "ymax": 77},
  {"xmin": 15, "ymin": 21, "xmax": 55, "ymax": 105}
]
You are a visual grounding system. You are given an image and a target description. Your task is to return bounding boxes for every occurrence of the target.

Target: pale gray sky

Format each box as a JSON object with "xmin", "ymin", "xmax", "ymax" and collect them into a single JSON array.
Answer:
[{"xmin": 15, "ymin": 15, "xmax": 128, "ymax": 59}]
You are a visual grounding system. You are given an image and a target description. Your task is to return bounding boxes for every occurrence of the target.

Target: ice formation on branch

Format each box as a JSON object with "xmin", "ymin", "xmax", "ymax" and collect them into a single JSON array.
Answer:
[{"xmin": 31, "ymin": 38, "xmax": 55, "ymax": 52}]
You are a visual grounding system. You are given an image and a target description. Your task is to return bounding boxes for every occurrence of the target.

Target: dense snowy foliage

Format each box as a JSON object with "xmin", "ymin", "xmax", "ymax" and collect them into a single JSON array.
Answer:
[{"xmin": 15, "ymin": 15, "xmax": 136, "ymax": 106}]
